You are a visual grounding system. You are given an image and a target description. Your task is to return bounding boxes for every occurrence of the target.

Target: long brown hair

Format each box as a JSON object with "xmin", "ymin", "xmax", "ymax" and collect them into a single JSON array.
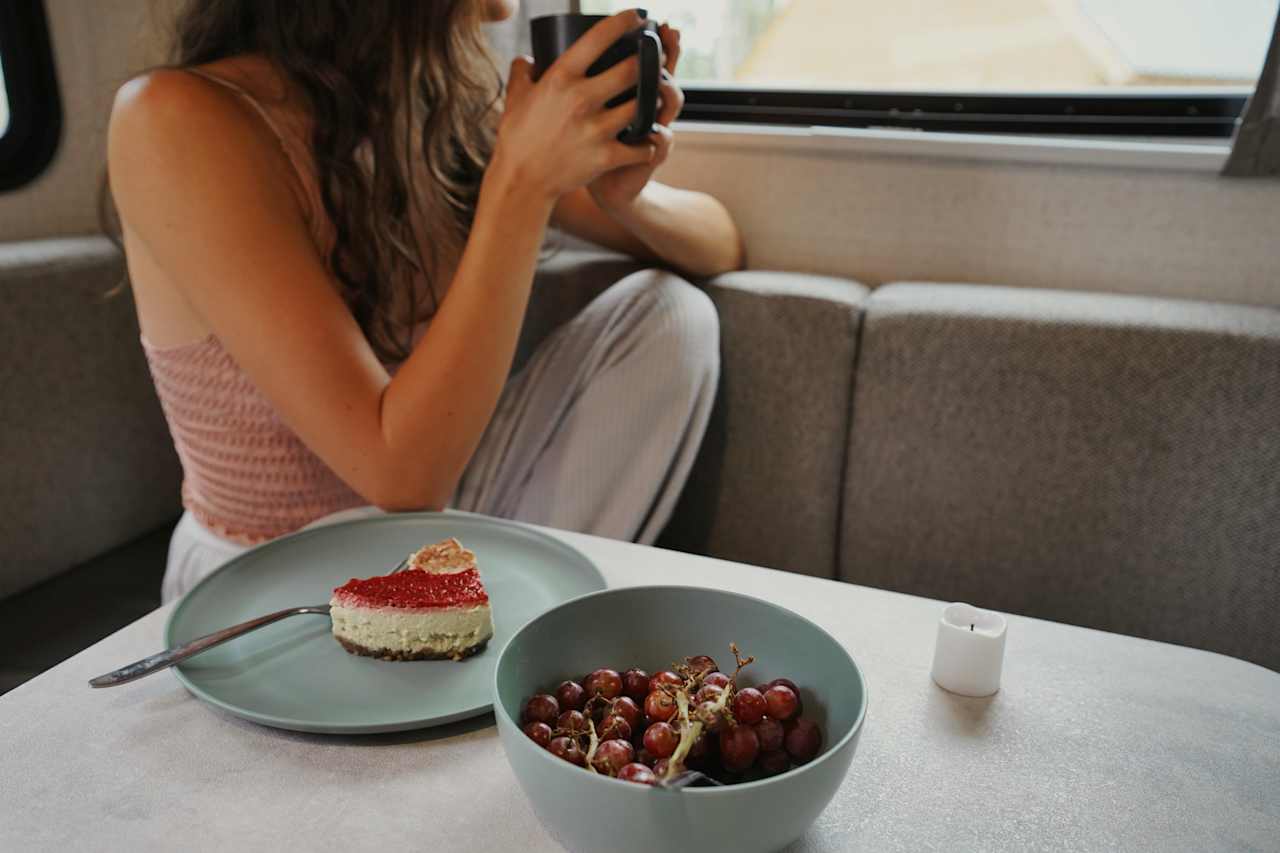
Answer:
[{"xmin": 103, "ymin": 0, "xmax": 503, "ymax": 362}]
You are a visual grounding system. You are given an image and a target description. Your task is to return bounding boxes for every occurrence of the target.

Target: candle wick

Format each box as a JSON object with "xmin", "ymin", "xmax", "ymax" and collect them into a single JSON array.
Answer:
[{"xmin": 970, "ymin": 624, "xmax": 974, "ymax": 631}]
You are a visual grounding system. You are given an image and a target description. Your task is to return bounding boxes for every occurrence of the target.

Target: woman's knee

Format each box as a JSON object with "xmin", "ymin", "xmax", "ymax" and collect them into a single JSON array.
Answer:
[{"xmin": 615, "ymin": 270, "xmax": 720, "ymax": 374}]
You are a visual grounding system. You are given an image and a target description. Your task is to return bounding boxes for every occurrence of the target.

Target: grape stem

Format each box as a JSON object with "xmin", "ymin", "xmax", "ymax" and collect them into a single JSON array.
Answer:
[
  {"xmin": 728, "ymin": 642, "xmax": 756, "ymax": 680},
  {"xmin": 584, "ymin": 718, "xmax": 600, "ymax": 774},
  {"xmin": 665, "ymin": 690, "xmax": 703, "ymax": 782},
  {"xmin": 663, "ymin": 644, "xmax": 752, "ymax": 783}
]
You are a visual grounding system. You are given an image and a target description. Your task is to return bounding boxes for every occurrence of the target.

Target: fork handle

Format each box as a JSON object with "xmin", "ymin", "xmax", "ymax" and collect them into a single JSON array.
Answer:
[{"xmin": 88, "ymin": 606, "xmax": 329, "ymax": 688}]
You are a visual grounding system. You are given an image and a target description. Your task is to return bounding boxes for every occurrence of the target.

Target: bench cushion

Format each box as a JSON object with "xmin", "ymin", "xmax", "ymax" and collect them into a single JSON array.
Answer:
[
  {"xmin": 523, "ymin": 250, "xmax": 868, "ymax": 578},
  {"xmin": 0, "ymin": 237, "xmax": 181, "ymax": 599},
  {"xmin": 840, "ymin": 283, "xmax": 1280, "ymax": 671},
  {"xmin": 660, "ymin": 270, "xmax": 868, "ymax": 578}
]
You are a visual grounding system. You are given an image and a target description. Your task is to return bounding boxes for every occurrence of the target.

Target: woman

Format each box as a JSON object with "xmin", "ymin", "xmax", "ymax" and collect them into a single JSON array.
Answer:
[{"xmin": 106, "ymin": 1, "xmax": 743, "ymax": 601}]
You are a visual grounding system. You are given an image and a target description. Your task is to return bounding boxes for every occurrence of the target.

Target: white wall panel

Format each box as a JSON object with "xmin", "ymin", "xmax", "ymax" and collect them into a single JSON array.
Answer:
[
  {"xmin": 658, "ymin": 128, "xmax": 1280, "ymax": 307},
  {"xmin": 0, "ymin": 0, "xmax": 168, "ymax": 241}
]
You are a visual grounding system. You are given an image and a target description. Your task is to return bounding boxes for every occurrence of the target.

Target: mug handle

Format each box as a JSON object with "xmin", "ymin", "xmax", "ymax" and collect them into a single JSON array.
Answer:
[{"xmin": 619, "ymin": 28, "xmax": 662, "ymax": 144}]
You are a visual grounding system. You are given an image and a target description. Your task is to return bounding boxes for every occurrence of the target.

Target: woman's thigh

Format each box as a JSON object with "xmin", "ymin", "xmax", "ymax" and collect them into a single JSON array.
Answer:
[{"xmin": 454, "ymin": 269, "xmax": 720, "ymax": 541}]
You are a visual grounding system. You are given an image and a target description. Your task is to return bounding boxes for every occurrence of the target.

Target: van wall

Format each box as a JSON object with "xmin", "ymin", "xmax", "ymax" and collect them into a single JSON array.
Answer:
[
  {"xmin": 0, "ymin": 0, "xmax": 170, "ymax": 242},
  {"xmin": 659, "ymin": 129, "xmax": 1278, "ymax": 307},
  {"xmin": 4, "ymin": 0, "xmax": 1276, "ymax": 309}
]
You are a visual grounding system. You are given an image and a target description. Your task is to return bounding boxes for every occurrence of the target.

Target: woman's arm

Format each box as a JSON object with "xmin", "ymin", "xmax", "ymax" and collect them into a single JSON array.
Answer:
[
  {"xmin": 553, "ymin": 180, "xmax": 744, "ymax": 278},
  {"xmin": 111, "ymin": 72, "xmax": 551, "ymax": 513},
  {"xmin": 552, "ymin": 23, "xmax": 744, "ymax": 278},
  {"xmin": 109, "ymin": 11, "xmax": 655, "ymax": 512}
]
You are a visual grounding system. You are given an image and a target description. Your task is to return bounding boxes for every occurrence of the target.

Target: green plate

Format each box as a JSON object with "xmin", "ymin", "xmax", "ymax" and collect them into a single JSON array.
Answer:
[{"xmin": 165, "ymin": 512, "xmax": 606, "ymax": 734}]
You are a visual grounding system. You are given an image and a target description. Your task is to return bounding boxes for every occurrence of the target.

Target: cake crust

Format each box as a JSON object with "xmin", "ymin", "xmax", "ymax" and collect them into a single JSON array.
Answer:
[{"xmin": 335, "ymin": 635, "xmax": 489, "ymax": 662}]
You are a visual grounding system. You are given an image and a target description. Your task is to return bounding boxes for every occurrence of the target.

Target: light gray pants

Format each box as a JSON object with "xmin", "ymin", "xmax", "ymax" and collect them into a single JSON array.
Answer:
[
  {"xmin": 161, "ymin": 270, "xmax": 720, "ymax": 602},
  {"xmin": 454, "ymin": 268, "xmax": 719, "ymax": 543}
]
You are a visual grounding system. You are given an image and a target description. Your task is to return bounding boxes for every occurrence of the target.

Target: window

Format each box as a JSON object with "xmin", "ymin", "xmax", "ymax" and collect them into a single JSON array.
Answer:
[
  {"xmin": 0, "ymin": 0, "xmax": 61, "ymax": 191},
  {"xmin": 0, "ymin": 61, "xmax": 10, "ymax": 138},
  {"xmin": 583, "ymin": 0, "xmax": 1275, "ymax": 136}
]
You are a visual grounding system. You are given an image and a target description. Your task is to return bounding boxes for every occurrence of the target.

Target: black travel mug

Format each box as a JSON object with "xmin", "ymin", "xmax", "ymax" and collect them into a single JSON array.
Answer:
[{"xmin": 530, "ymin": 13, "xmax": 662, "ymax": 145}]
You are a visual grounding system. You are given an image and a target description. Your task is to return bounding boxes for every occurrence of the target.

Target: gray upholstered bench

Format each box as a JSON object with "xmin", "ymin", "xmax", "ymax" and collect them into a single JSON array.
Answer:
[
  {"xmin": 3, "ymin": 241, "xmax": 1277, "ymax": 689},
  {"xmin": 840, "ymin": 283, "xmax": 1280, "ymax": 671},
  {"xmin": 0, "ymin": 237, "xmax": 182, "ymax": 601}
]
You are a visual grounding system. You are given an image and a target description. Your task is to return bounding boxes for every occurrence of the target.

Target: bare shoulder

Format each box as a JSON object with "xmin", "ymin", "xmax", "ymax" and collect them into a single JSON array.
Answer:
[
  {"xmin": 108, "ymin": 68, "xmax": 295, "ymax": 212},
  {"xmin": 111, "ymin": 68, "xmax": 244, "ymax": 156},
  {"xmin": 113, "ymin": 67, "xmax": 223, "ymax": 117}
]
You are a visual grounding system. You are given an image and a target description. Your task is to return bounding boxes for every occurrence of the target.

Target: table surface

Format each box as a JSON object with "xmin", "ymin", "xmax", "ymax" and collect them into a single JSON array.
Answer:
[{"xmin": 2, "ymin": 526, "xmax": 1278, "ymax": 852}]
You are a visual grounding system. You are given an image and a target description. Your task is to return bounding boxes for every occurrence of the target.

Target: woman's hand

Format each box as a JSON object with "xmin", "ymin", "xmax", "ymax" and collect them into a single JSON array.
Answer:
[
  {"xmin": 492, "ymin": 9, "xmax": 659, "ymax": 205},
  {"xmin": 587, "ymin": 22, "xmax": 685, "ymax": 216}
]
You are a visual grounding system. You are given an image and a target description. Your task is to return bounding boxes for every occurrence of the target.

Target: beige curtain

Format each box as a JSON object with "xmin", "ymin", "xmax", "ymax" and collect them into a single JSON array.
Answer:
[{"xmin": 1222, "ymin": 9, "xmax": 1280, "ymax": 176}]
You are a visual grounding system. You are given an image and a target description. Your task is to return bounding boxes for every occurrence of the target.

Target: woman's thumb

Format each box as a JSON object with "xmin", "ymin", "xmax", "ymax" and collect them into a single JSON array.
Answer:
[{"xmin": 507, "ymin": 56, "xmax": 536, "ymax": 101}]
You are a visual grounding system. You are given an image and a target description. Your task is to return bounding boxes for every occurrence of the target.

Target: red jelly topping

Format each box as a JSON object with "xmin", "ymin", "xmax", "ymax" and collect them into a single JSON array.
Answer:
[{"xmin": 334, "ymin": 567, "xmax": 489, "ymax": 609}]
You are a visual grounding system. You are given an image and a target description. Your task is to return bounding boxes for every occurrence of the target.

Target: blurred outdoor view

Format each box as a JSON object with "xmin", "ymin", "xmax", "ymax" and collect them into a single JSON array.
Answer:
[
  {"xmin": 0, "ymin": 60, "xmax": 8, "ymax": 137},
  {"xmin": 582, "ymin": 0, "xmax": 1278, "ymax": 90}
]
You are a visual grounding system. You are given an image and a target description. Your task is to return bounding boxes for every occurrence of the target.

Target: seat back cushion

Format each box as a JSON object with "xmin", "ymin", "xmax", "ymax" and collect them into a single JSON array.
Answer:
[
  {"xmin": 0, "ymin": 238, "xmax": 181, "ymax": 599},
  {"xmin": 523, "ymin": 249, "xmax": 869, "ymax": 578},
  {"xmin": 659, "ymin": 270, "xmax": 869, "ymax": 578},
  {"xmin": 841, "ymin": 283, "xmax": 1280, "ymax": 672}
]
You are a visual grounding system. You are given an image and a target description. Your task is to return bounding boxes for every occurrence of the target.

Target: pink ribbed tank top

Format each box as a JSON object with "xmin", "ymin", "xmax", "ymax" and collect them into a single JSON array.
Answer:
[
  {"xmin": 141, "ymin": 68, "xmax": 364, "ymax": 544},
  {"xmin": 144, "ymin": 335, "xmax": 364, "ymax": 544}
]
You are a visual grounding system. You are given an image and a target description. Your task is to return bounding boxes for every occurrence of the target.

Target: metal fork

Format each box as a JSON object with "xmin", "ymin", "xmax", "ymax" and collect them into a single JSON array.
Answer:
[{"xmin": 88, "ymin": 556, "xmax": 412, "ymax": 688}]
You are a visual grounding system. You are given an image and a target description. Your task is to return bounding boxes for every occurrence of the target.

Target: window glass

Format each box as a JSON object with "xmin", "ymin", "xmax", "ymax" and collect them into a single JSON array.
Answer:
[
  {"xmin": 582, "ymin": 0, "xmax": 1277, "ymax": 91},
  {"xmin": 0, "ymin": 58, "xmax": 10, "ymax": 138},
  {"xmin": 0, "ymin": 1, "xmax": 62, "ymax": 191}
]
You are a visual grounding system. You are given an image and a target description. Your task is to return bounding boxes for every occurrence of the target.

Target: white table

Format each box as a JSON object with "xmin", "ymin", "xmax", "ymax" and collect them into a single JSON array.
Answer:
[{"xmin": 2, "ymin": 526, "xmax": 1278, "ymax": 851}]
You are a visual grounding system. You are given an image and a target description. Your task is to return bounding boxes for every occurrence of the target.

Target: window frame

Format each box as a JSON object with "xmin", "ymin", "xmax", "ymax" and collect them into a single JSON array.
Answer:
[
  {"xmin": 574, "ymin": 0, "xmax": 1258, "ymax": 139},
  {"xmin": 0, "ymin": 0, "xmax": 61, "ymax": 191},
  {"xmin": 680, "ymin": 88, "xmax": 1250, "ymax": 138}
]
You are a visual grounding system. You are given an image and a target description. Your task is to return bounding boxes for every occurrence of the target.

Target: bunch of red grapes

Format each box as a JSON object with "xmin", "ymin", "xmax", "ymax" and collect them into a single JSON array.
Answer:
[{"xmin": 519, "ymin": 645, "xmax": 823, "ymax": 786}]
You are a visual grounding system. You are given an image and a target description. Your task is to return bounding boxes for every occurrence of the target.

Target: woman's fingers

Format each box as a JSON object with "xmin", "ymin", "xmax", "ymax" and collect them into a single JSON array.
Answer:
[
  {"xmin": 603, "ymin": 139, "xmax": 657, "ymax": 172},
  {"xmin": 552, "ymin": 9, "xmax": 645, "ymax": 79},
  {"xmin": 659, "ymin": 24, "xmax": 682, "ymax": 74},
  {"xmin": 593, "ymin": 78, "xmax": 680, "ymax": 146},
  {"xmin": 656, "ymin": 71, "xmax": 685, "ymax": 126},
  {"xmin": 595, "ymin": 98, "xmax": 644, "ymax": 138},
  {"xmin": 583, "ymin": 54, "xmax": 640, "ymax": 104},
  {"xmin": 507, "ymin": 56, "xmax": 536, "ymax": 104},
  {"xmin": 648, "ymin": 122, "xmax": 675, "ymax": 167}
]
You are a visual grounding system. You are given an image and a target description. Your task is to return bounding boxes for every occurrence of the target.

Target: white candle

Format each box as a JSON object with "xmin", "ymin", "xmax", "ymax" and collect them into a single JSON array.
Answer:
[{"xmin": 930, "ymin": 603, "xmax": 1007, "ymax": 697}]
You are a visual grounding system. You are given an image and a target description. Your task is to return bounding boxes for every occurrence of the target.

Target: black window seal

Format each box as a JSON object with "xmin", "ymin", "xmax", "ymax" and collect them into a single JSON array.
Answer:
[
  {"xmin": 681, "ymin": 88, "xmax": 1249, "ymax": 138},
  {"xmin": 0, "ymin": 0, "xmax": 62, "ymax": 192}
]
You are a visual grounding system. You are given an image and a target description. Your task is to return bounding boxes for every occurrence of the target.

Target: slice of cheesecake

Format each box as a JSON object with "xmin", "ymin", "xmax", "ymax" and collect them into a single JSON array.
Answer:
[{"xmin": 330, "ymin": 538, "xmax": 494, "ymax": 661}]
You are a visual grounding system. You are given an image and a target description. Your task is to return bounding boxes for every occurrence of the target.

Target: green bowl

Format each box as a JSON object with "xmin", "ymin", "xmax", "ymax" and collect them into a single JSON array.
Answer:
[{"xmin": 493, "ymin": 585, "xmax": 868, "ymax": 853}]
